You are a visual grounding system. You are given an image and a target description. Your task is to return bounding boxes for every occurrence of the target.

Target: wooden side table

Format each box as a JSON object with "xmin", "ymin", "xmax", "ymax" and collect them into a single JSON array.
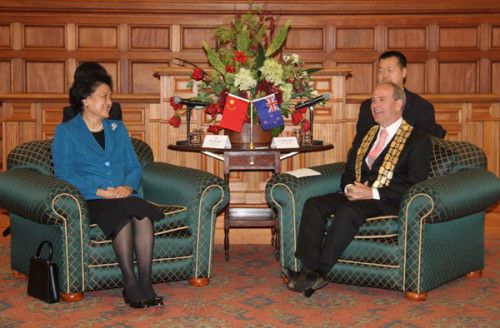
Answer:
[{"xmin": 168, "ymin": 144, "xmax": 333, "ymax": 260}]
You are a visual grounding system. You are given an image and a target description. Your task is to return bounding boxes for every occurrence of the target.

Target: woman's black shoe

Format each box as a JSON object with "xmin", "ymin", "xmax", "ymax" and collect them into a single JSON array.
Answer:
[
  {"xmin": 148, "ymin": 295, "xmax": 164, "ymax": 307},
  {"xmin": 122, "ymin": 290, "xmax": 150, "ymax": 309}
]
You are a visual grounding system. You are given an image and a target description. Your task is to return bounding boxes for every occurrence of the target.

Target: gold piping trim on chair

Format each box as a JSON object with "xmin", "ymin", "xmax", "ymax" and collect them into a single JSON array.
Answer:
[
  {"xmin": 269, "ymin": 183, "xmax": 297, "ymax": 270},
  {"xmin": 401, "ymin": 193, "xmax": 433, "ymax": 293},
  {"xmin": 195, "ymin": 185, "xmax": 226, "ymax": 278},
  {"xmin": 146, "ymin": 201, "xmax": 188, "ymax": 215},
  {"xmin": 89, "ymin": 226, "xmax": 191, "ymax": 245},
  {"xmin": 88, "ymin": 255, "xmax": 194, "ymax": 269},
  {"xmin": 338, "ymin": 259, "xmax": 400, "ymax": 269},
  {"xmin": 354, "ymin": 234, "xmax": 398, "ymax": 239},
  {"xmin": 366, "ymin": 215, "xmax": 399, "ymax": 221},
  {"xmin": 51, "ymin": 193, "xmax": 85, "ymax": 293}
]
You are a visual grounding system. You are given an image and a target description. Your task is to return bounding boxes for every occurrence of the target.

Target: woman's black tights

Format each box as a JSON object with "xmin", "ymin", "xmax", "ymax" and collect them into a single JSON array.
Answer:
[{"xmin": 111, "ymin": 217, "xmax": 157, "ymax": 302}]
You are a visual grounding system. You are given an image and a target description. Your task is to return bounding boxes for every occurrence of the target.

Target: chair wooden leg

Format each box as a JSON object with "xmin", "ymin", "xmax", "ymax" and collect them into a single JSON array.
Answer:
[
  {"xmin": 189, "ymin": 278, "xmax": 209, "ymax": 286},
  {"xmin": 12, "ymin": 270, "xmax": 27, "ymax": 278},
  {"xmin": 465, "ymin": 270, "xmax": 482, "ymax": 278},
  {"xmin": 405, "ymin": 291, "xmax": 428, "ymax": 301},
  {"xmin": 283, "ymin": 276, "xmax": 290, "ymax": 284},
  {"xmin": 61, "ymin": 292, "xmax": 84, "ymax": 302}
]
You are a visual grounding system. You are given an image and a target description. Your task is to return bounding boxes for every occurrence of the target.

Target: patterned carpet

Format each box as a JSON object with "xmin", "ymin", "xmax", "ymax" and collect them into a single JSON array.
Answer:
[{"xmin": 0, "ymin": 239, "xmax": 499, "ymax": 328}]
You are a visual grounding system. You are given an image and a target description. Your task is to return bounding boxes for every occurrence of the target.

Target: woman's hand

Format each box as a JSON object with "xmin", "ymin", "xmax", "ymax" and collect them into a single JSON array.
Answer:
[
  {"xmin": 96, "ymin": 186, "xmax": 133, "ymax": 199},
  {"xmin": 113, "ymin": 185, "xmax": 133, "ymax": 198}
]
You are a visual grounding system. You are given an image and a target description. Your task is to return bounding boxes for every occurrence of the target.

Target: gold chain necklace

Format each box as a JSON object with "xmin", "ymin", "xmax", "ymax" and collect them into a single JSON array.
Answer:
[{"xmin": 355, "ymin": 120, "xmax": 413, "ymax": 188}]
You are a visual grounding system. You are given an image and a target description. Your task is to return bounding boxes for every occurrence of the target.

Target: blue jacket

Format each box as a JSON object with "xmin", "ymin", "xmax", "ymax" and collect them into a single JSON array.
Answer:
[{"xmin": 52, "ymin": 113, "xmax": 142, "ymax": 200}]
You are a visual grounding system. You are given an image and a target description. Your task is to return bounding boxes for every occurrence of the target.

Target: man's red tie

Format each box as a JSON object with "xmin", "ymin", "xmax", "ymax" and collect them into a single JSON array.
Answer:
[{"xmin": 367, "ymin": 128, "xmax": 388, "ymax": 169}]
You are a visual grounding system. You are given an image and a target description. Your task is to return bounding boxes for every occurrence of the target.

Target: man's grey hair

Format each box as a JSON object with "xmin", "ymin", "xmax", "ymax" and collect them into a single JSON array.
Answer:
[{"xmin": 377, "ymin": 82, "xmax": 406, "ymax": 109}]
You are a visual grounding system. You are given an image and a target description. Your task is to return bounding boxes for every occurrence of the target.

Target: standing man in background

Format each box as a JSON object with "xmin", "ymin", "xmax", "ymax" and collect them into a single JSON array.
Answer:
[{"xmin": 356, "ymin": 51, "xmax": 446, "ymax": 138}]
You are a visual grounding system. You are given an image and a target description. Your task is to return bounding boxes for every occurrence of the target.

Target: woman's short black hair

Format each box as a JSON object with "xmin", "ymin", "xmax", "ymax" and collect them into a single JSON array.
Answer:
[
  {"xmin": 74, "ymin": 62, "xmax": 113, "ymax": 89},
  {"xmin": 69, "ymin": 62, "xmax": 112, "ymax": 112},
  {"xmin": 69, "ymin": 79, "xmax": 108, "ymax": 113}
]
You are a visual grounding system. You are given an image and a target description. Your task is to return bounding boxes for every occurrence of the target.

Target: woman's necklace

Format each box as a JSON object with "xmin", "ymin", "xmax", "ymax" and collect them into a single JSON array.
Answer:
[{"xmin": 88, "ymin": 123, "xmax": 103, "ymax": 132}]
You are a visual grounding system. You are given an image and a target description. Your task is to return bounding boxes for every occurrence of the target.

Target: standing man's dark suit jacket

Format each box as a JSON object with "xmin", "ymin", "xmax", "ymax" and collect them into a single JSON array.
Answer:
[
  {"xmin": 356, "ymin": 89, "xmax": 446, "ymax": 138},
  {"xmin": 341, "ymin": 125, "xmax": 432, "ymax": 213},
  {"xmin": 62, "ymin": 102, "xmax": 122, "ymax": 123}
]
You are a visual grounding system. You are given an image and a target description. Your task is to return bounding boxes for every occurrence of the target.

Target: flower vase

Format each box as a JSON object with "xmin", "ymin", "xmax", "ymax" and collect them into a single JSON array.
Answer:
[{"xmin": 224, "ymin": 122, "xmax": 272, "ymax": 147}]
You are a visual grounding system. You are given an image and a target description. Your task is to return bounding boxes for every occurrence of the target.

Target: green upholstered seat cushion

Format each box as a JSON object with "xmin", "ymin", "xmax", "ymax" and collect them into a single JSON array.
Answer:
[
  {"xmin": 327, "ymin": 214, "xmax": 398, "ymax": 237},
  {"xmin": 90, "ymin": 204, "xmax": 188, "ymax": 242},
  {"xmin": 340, "ymin": 237, "xmax": 399, "ymax": 266}
]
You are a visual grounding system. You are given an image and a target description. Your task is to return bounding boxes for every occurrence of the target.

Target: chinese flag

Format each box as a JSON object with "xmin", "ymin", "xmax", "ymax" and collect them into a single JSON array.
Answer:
[{"xmin": 220, "ymin": 94, "xmax": 249, "ymax": 132}]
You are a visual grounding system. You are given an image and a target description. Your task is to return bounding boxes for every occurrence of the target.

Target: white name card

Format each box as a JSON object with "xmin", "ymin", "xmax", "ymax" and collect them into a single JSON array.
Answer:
[
  {"xmin": 271, "ymin": 137, "xmax": 299, "ymax": 149},
  {"xmin": 202, "ymin": 135, "xmax": 232, "ymax": 149}
]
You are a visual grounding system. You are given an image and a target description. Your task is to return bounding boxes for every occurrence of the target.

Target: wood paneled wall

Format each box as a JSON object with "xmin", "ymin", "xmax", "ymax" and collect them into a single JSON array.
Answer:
[{"xmin": 0, "ymin": 1, "xmax": 499, "ymax": 95}]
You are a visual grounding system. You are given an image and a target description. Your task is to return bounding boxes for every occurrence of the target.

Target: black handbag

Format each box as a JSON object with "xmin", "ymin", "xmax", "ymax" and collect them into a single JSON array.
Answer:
[{"xmin": 27, "ymin": 241, "xmax": 61, "ymax": 303}]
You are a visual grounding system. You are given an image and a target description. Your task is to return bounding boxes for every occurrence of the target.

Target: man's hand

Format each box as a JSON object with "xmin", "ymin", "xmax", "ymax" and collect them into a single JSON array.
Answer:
[{"xmin": 345, "ymin": 181, "xmax": 372, "ymax": 201}]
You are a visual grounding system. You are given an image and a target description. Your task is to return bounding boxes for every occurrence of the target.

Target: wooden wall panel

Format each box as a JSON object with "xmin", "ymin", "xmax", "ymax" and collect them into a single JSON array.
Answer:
[
  {"xmin": 23, "ymin": 25, "xmax": 65, "ymax": 49},
  {"xmin": 387, "ymin": 27, "xmax": 427, "ymax": 50},
  {"xmin": 0, "ymin": 61, "xmax": 10, "ymax": 93},
  {"xmin": 130, "ymin": 26, "xmax": 170, "ymax": 50},
  {"xmin": 130, "ymin": 61, "xmax": 162, "ymax": 94},
  {"xmin": 404, "ymin": 62, "xmax": 426, "ymax": 94},
  {"xmin": 438, "ymin": 62, "xmax": 478, "ymax": 93},
  {"xmin": 492, "ymin": 26, "xmax": 500, "ymax": 49},
  {"xmin": 181, "ymin": 27, "xmax": 215, "ymax": 51},
  {"xmin": 0, "ymin": 24, "xmax": 10, "ymax": 48},
  {"xmin": 336, "ymin": 27, "xmax": 375, "ymax": 50},
  {"xmin": 286, "ymin": 27, "xmax": 325, "ymax": 51},
  {"xmin": 492, "ymin": 62, "xmax": 500, "ymax": 94},
  {"xmin": 25, "ymin": 61, "xmax": 66, "ymax": 93},
  {"xmin": 438, "ymin": 26, "xmax": 479, "ymax": 49},
  {"xmin": 77, "ymin": 25, "xmax": 118, "ymax": 50}
]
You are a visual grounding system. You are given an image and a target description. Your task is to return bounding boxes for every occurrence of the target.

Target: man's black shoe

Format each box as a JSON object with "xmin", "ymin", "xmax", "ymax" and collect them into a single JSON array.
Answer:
[{"xmin": 287, "ymin": 266, "xmax": 327, "ymax": 293}]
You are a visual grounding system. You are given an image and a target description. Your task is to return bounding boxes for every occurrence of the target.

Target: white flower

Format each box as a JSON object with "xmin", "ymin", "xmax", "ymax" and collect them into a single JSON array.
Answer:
[
  {"xmin": 111, "ymin": 123, "xmax": 118, "ymax": 130},
  {"xmin": 279, "ymin": 83, "xmax": 293, "ymax": 103},
  {"xmin": 311, "ymin": 90, "xmax": 319, "ymax": 97},
  {"xmin": 259, "ymin": 59, "xmax": 283, "ymax": 85},
  {"xmin": 234, "ymin": 68, "xmax": 257, "ymax": 91}
]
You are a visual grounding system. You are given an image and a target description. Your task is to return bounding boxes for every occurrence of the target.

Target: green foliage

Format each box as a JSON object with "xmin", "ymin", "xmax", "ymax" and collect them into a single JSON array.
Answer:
[{"xmin": 265, "ymin": 19, "xmax": 291, "ymax": 57}]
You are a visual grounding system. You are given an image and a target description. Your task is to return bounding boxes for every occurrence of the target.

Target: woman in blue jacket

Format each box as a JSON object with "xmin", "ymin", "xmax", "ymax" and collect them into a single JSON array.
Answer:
[{"xmin": 52, "ymin": 70, "xmax": 163, "ymax": 309}]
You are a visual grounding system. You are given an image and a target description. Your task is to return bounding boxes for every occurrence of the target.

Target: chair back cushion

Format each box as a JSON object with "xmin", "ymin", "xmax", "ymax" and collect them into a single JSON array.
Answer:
[
  {"xmin": 428, "ymin": 137, "xmax": 487, "ymax": 178},
  {"xmin": 7, "ymin": 138, "xmax": 154, "ymax": 176}
]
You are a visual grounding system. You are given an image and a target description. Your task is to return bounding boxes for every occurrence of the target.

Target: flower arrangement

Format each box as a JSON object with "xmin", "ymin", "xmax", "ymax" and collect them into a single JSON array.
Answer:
[{"xmin": 169, "ymin": 3, "xmax": 322, "ymax": 136}]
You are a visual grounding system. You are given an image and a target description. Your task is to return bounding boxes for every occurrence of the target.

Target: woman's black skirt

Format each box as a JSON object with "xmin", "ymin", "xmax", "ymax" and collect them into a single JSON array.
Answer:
[{"xmin": 86, "ymin": 196, "xmax": 164, "ymax": 238}]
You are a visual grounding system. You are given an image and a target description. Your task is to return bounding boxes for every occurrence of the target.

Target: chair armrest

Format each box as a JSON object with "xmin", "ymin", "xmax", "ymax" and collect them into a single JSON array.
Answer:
[
  {"xmin": 141, "ymin": 162, "xmax": 229, "ymax": 214},
  {"xmin": 265, "ymin": 162, "xmax": 345, "ymax": 224},
  {"xmin": 400, "ymin": 168, "xmax": 500, "ymax": 226},
  {"xmin": 0, "ymin": 168, "xmax": 89, "ymax": 228}
]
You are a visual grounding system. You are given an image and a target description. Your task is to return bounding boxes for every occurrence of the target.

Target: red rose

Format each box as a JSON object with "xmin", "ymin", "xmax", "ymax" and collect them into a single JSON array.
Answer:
[
  {"xmin": 207, "ymin": 124, "xmax": 221, "ymax": 135},
  {"xmin": 225, "ymin": 65, "xmax": 235, "ymax": 73},
  {"xmin": 301, "ymin": 119, "xmax": 311, "ymax": 132},
  {"xmin": 233, "ymin": 51, "xmax": 248, "ymax": 65},
  {"xmin": 292, "ymin": 112, "xmax": 303, "ymax": 125},
  {"xmin": 191, "ymin": 67, "xmax": 204, "ymax": 81},
  {"xmin": 169, "ymin": 115, "xmax": 181, "ymax": 128},
  {"xmin": 205, "ymin": 103, "xmax": 218, "ymax": 119}
]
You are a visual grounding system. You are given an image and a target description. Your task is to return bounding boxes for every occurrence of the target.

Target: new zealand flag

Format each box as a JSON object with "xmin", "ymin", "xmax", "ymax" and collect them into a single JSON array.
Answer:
[{"xmin": 253, "ymin": 94, "xmax": 285, "ymax": 131}]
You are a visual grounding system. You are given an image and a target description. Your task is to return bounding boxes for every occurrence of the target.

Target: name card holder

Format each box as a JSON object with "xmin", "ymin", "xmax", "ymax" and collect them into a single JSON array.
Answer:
[
  {"xmin": 271, "ymin": 137, "xmax": 299, "ymax": 149},
  {"xmin": 202, "ymin": 135, "xmax": 232, "ymax": 149}
]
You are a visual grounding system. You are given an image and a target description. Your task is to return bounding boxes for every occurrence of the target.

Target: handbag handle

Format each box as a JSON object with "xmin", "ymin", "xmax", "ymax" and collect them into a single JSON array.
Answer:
[{"xmin": 35, "ymin": 240, "xmax": 54, "ymax": 262}]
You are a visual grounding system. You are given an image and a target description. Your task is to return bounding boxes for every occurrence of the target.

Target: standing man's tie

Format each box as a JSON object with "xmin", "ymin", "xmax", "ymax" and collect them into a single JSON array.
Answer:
[{"xmin": 367, "ymin": 128, "xmax": 388, "ymax": 169}]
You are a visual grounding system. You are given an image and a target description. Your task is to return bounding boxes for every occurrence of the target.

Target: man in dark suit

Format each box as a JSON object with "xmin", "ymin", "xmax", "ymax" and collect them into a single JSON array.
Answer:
[
  {"xmin": 287, "ymin": 82, "xmax": 432, "ymax": 294},
  {"xmin": 356, "ymin": 51, "xmax": 446, "ymax": 138}
]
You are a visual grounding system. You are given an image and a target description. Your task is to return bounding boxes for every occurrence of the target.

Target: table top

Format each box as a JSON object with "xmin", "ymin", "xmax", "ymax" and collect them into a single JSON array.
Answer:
[{"xmin": 168, "ymin": 143, "xmax": 333, "ymax": 154}]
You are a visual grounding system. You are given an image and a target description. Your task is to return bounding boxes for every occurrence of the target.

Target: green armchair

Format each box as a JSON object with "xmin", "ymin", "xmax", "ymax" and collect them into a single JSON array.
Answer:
[
  {"xmin": 0, "ymin": 138, "xmax": 229, "ymax": 301},
  {"xmin": 266, "ymin": 137, "xmax": 500, "ymax": 300}
]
